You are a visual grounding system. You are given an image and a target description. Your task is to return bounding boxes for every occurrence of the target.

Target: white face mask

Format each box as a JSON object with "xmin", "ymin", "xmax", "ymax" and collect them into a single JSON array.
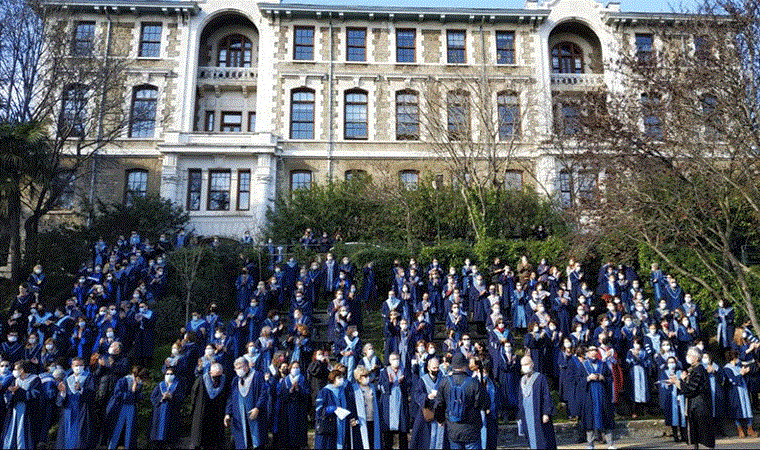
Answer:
[
  {"xmin": 214, "ymin": 332, "xmax": 222, "ymax": 340},
  {"xmin": 521, "ymin": 364, "xmax": 532, "ymax": 374},
  {"xmin": 72, "ymin": 365, "xmax": 84, "ymax": 375},
  {"xmin": 702, "ymin": 356, "xmax": 710, "ymax": 365},
  {"xmin": 417, "ymin": 346, "xmax": 425, "ymax": 353},
  {"xmin": 205, "ymin": 349, "xmax": 214, "ymax": 357},
  {"xmin": 235, "ymin": 368, "xmax": 247, "ymax": 378},
  {"xmin": 248, "ymin": 347, "xmax": 255, "ymax": 355},
  {"xmin": 12, "ymin": 369, "xmax": 21, "ymax": 378},
  {"xmin": 45, "ymin": 344, "xmax": 54, "ymax": 351},
  {"xmin": 662, "ymin": 345, "xmax": 671, "ymax": 352},
  {"xmin": 335, "ymin": 377, "xmax": 345, "ymax": 387},
  {"xmin": 165, "ymin": 374, "xmax": 175, "ymax": 384},
  {"xmin": 291, "ymin": 368, "xmax": 300, "ymax": 377},
  {"xmin": 106, "ymin": 332, "xmax": 114, "ymax": 339},
  {"xmin": 171, "ymin": 348, "xmax": 179, "ymax": 356},
  {"xmin": 667, "ymin": 363, "xmax": 677, "ymax": 371},
  {"xmin": 564, "ymin": 342, "xmax": 572, "ymax": 349},
  {"xmin": 7, "ymin": 336, "xmax": 17, "ymax": 343},
  {"xmin": 390, "ymin": 359, "xmax": 400, "ymax": 369}
]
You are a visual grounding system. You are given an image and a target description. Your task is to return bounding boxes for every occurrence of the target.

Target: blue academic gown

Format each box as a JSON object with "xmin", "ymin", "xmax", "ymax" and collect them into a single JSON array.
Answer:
[
  {"xmin": 723, "ymin": 363, "xmax": 753, "ymax": 420},
  {"xmin": 56, "ymin": 372, "xmax": 95, "ymax": 449},
  {"xmin": 106, "ymin": 375, "xmax": 142, "ymax": 449},
  {"xmin": 225, "ymin": 370, "xmax": 269, "ymax": 449},
  {"xmin": 579, "ymin": 360, "xmax": 615, "ymax": 432},
  {"xmin": 704, "ymin": 363, "xmax": 725, "ymax": 418},
  {"xmin": 625, "ymin": 349, "xmax": 650, "ymax": 403},
  {"xmin": 379, "ymin": 366, "xmax": 411, "ymax": 433},
  {"xmin": 315, "ymin": 384, "xmax": 350, "ymax": 450},
  {"xmin": 658, "ymin": 369, "xmax": 687, "ymax": 427},
  {"xmin": 410, "ymin": 373, "xmax": 445, "ymax": 449},
  {"xmin": 273, "ymin": 374, "xmax": 310, "ymax": 448},
  {"xmin": 149, "ymin": 380, "xmax": 185, "ymax": 444},
  {"xmin": 479, "ymin": 375, "xmax": 499, "ymax": 450},
  {"xmin": 1, "ymin": 374, "xmax": 41, "ymax": 450},
  {"xmin": 334, "ymin": 336, "xmax": 361, "ymax": 382},
  {"xmin": 497, "ymin": 350, "xmax": 520, "ymax": 415},
  {"xmin": 557, "ymin": 351, "xmax": 575, "ymax": 407},
  {"xmin": 517, "ymin": 372, "xmax": 557, "ymax": 450},
  {"xmin": 347, "ymin": 381, "xmax": 382, "ymax": 450}
]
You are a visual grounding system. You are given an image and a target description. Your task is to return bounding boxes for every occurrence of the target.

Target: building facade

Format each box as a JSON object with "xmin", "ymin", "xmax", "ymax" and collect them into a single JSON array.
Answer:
[{"xmin": 48, "ymin": 0, "xmax": 679, "ymax": 238}]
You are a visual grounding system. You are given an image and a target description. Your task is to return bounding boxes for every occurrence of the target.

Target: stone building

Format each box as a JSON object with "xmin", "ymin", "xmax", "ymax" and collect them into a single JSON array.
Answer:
[{"xmin": 45, "ymin": 0, "xmax": 683, "ymax": 238}]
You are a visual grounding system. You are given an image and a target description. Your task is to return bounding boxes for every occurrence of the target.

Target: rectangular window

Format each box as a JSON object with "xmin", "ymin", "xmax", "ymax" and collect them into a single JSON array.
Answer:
[
  {"xmin": 237, "ymin": 170, "xmax": 250, "ymax": 211},
  {"xmin": 396, "ymin": 91, "xmax": 419, "ymax": 140},
  {"xmin": 400, "ymin": 170, "xmax": 419, "ymax": 190},
  {"xmin": 496, "ymin": 31, "xmax": 515, "ymax": 64},
  {"xmin": 641, "ymin": 94, "xmax": 663, "ymax": 140},
  {"xmin": 294, "ymin": 26, "xmax": 315, "ymax": 60},
  {"xmin": 447, "ymin": 30, "xmax": 466, "ymax": 64},
  {"xmin": 221, "ymin": 112, "xmax": 242, "ymax": 132},
  {"xmin": 447, "ymin": 91, "xmax": 469, "ymax": 140},
  {"xmin": 207, "ymin": 170, "xmax": 231, "ymax": 211},
  {"xmin": 578, "ymin": 171, "xmax": 596, "ymax": 204},
  {"xmin": 396, "ymin": 29, "xmax": 416, "ymax": 63},
  {"xmin": 187, "ymin": 169, "xmax": 202, "ymax": 211},
  {"xmin": 344, "ymin": 91, "xmax": 368, "ymax": 140},
  {"xmin": 248, "ymin": 111, "xmax": 256, "ymax": 132},
  {"xmin": 291, "ymin": 171, "xmax": 312, "ymax": 191},
  {"xmin": 635, "ymin": 33, "xmax": 654, "ymax": 64},
  {"xmin": 290, "ymin": 90, "xmax": 315, "ymax": 139},
  {"xmin": 204, "ymin": 111, "xmax": 215, "ymax": 132},
  {"xmin": 498, "ymin": 93, "xmax": 520, "ymax": 139},
  {"xmin": 54, "ymin": 170, "xmax": 76, "ymax": 209},
  {"xmin": 72, "ymin": 21, "xmax": 96, "ymax": 56},
  {"xmin": 559, "ymin": 171, "xmax": 572, "ymax": 208},
  {"xmin": 139, "ymin": 23, "xmax": 162, "ymax": 57},
  {"xmin": 505, "ymin": 170, "xmax": 523, "ymax": 191},
  {"xmin": 346, "ymin": 28, "xmax": 367, "ymax": 62},
  {"xmin": 558, "ymin": 103, "xmax": 580, "ymax": 136}
]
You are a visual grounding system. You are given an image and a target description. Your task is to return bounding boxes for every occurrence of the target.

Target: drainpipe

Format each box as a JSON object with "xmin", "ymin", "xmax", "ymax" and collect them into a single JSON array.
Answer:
[
  {"xmin": 327, "ymin": 14, "xmax": 334, "ymax": 182},
  {"xmin": 89, "ymin": 15, "xmax": 113, "ymax": 225}
]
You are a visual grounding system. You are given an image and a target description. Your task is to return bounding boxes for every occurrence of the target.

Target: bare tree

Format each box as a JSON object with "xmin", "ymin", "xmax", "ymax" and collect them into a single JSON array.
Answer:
[
  {"xmin": 0, "ymin": 0, "xmax": 138, "ymax": 281},
  {"xmin": 417, "ymin": 66, "xmax": 539, "ymax": 241},
  {"xmin": 573, "ymin": 0, "xmax": 760, "ymax": 329},
  {"xmin": 170, "ymin": 246, "xmax": 208, "ymax": 325}
]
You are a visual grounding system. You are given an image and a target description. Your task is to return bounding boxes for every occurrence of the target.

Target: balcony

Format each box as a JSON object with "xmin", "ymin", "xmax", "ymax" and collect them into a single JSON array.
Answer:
[
  {"xmin": 197, "ymin": 66, "xmax": 257, "ymax": 90},
  {"xmin": 550, "ymin": 73, "xmax": 605, "ymax": 91}
]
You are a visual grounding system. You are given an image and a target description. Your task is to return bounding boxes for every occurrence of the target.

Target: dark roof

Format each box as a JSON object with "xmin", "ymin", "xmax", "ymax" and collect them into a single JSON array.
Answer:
[{"xmin": 43, "ymin": 0, "xmax": 199, "ymax": 15}]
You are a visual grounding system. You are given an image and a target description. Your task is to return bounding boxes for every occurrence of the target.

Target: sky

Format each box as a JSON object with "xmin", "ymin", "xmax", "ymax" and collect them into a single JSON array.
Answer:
[{"xmin": 280, "ymin": 0, "xmax": 689, "ymax": 13}]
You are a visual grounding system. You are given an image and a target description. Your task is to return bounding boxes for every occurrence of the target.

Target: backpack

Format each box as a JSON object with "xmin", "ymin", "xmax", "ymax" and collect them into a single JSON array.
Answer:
[{"xmin": 446, "ymin": 376, "xmax": 473, "ymax": 423}]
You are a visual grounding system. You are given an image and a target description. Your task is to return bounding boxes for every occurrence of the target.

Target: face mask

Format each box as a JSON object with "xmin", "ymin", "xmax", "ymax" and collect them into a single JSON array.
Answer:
[
  {"xmin": 12, "ymin": 370, "xmax": 21, "ymax": 378},
  {"xmin": 668, "ymin": 363, "xmax": 677, "ymax": 370},
  {"xmin": 215, "ymin": 332, "xmax": 222, "ymax": 339},
  {"xmin": 291, "ymin": 368, "xmax": 300, "ymax": 377},
  {"xmin": 72, "ymin": 365, "xmax": 83, "ymax": 375},
  {"xmin": 335, "ymin": 378, "xmax": 344, "ymax": 387},
  {"xmin": 0, "ymin": 367, "xmax": 7, "ymax": 375},
  {"xmin": 662, "ymin": 345, "xmax": 671, "ymax": 352},
  {"xmin": 390, "ymin": 359, "xmax": 400, "ymax": 369},
  {"xmin": 171, "ymin": 347, "xmax": 180, "ymax": 356},
  {"xmin": 106, "ymin": 331, "xmax": 115, "ymax": 339},
  {"xmin": 564, "ymin": 342, "xmax": 572, "ymax": 349},
  {"xmin": 427, "ymin": 348, "xmax": 435, "ymax": 355},
  {"xmin": 205, "ymin": 349, "xmax": 214, "ymax": 357},
  {"xmin": 521, "ymin": 364, "xmax": 532, "ymax": 374},
  {"xmin": 417, "ymin": 346, "xmax": 425, "ymax": 353},
  {"xmin": 235, "ymin": 368, "xmax": 247, "ymax": 378},
  {"xmin": 7, "ymin": 336, "xmax": 17, "ymax": 343},
  {"xmin": 165, "ymin": 374, "xmax": 175, "ymax": 384},
  {"xmin": 505, "ymin": 345, "xmax": 512, "ymax": 353},
  {"xmin": 462, "ymin": 340, "xmax": 470, "ymax": 347},
  {"xmin": 30, "ymin": 309, "xmax": 37, "ymax": 315},
  {"xmin": 110, "ymin": 309, "xmax": 117, "ymax": 315},
  {"xmin": 248, "ymin": 346, "xmax": 255, "ymax": 355},
  {"xmin": 702, "ymin": 356, "xmax": 710, "ymax": 365},
  {"xmin": 79, "ymin": 322, "xmax": 86, "ymax": 328},
  {"xmin": 46, "ymin": 344, "xmax": 54, "ymax": 351},
  {"xmin": 624, "ymin": 320, "xmax": 632, "ymax": 327}
]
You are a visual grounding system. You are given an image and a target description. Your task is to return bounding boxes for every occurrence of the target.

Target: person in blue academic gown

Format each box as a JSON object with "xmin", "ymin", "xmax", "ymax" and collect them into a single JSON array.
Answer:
[
  {"xmin": 496, "ymin": 341, "xmax": 520, "ymax": 421},
  {"xmin": 557, "ymin": 337, "xmax": 576, "ymax": 418},
  {"xmin": 714, "ymin": 299, "xmax": 735, "ymax": 354},
  {"xmin": 379, "ymin": 352, "xmax": 411, "ymax": 449},
  {"xmin": 658, "ymin": 356, "xmax": 687, "ymax": 442},
  {"xmin": 335, "ymin": 326, "xmax": 361, "ymax": 383},
  {"xmin": 315, "ymin": 369, "xmax": 351, "ymax": 450},
  {"xmin": 106, "ymin": 366, "xmax": 147, "ymax": 449},
  {"xmin": 37, "ymin": 365, "xmax": 61, "ymax": 448},
  {"xmin": 224, "ymin": 357, "xmax": 269, "ymax": 450},
  {"xmin": 476, "ymin": 360, "xmax": 499, "ymax": 450},
  {"xmin": 625, "ymin": 339, "xmax": 651, "ymax": 418},
  {"xmin": 236, "ymin": 269, "xmax": 255, "ymax": 311},
  {"xmin": 578, "ymin": 347, "xmax": 615, "ymax": 447},
  {"xmin": 189, "ymin": 363, "xmax": 228, "ymax": 449},
  {"xmin": 131, "ymin": 302, "xmax": 155, "ymax": 368},
  {"xmin": 273, "ymin": 361, "xmax": 311, "ymax": 449},
  {"xmin": 55, "ymin": 358, "xmax": 95, "ymax": 449},
  {"xmin": 517, "ymin": 355, "xmax": 557, "ymax": 450},
  {"xmin": 723, "ymin": 350, "xmax": 757, "ymax": 437},
  {"xmin": 2, "ymin": 360, "xmax": 40, "ymax": 450},
  {"xmin": 702, "ymin": 352, "xmax": 725, "ymax": 423},
  {"xmin": 410, "ymin": 358, "xmax": 445, "ymax": 449},
  {"xmin": 149, "ymin": 367, "xmax": 186, "ymax": 448},
  {"xmin": 348, "ymin": 366, "xmax": 382, "ymax": 450}
]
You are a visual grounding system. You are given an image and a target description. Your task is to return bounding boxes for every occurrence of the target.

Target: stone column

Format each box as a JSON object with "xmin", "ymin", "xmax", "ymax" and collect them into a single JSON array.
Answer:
[{"xmin": 160, "ymin": 153, "xmax": 179, "ymax": 203}]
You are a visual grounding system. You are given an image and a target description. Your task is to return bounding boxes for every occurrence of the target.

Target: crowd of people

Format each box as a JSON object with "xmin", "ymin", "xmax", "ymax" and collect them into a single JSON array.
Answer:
[{"xmin": 0, "ymin": 227, "xmax": 753, "ymax": 449}]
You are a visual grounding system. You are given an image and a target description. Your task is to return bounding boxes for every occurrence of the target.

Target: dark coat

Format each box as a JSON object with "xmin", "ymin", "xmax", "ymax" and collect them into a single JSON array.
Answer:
[
  {"xmin": 681, "ymin": 364, "xmax": 715, "ymax": 448},
  {"xmin": 434, "ymin": 371, "xmax": 488, "ymax": 444}
]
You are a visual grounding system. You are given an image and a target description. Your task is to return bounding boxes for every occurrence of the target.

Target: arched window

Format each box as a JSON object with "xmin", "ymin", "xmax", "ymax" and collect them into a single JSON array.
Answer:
[
  {"xmin": 217, "ymin": 34, "xmax": 252, "ymax": 67},
  {"xmin": 290, "ymin": 88, "xmax": 315, "ymax": 139},
  {"xmin": 291, "ymin": 170, "xmax": 312, "ymax": 191},
  {"xmin": 399, "ymin": 170, "xmax": 419, "ymax": 190},
  {"xmin": 130, "ymin": 85, "xmax": 158, "ymax": 138},
  {"xmin": 124, "ymin": 169, "xmax": 148, "ymax": 204},
  {"xmin": 396, "ymin": 89, "xmax": 419, "ymax": 140},
  {"xmin": 344, "ymin": 89, "xmax": 368, "ymax": 140},
  {"xmin": 552, "ymin": 42, "xmax": 584, "ymax": 74},
  {"xmin": 59, "ymin": 84, "xmax": 87, "ymax": 138},
  {"xmin": 497, "ymin": 91, "xmax": 520, "ymax": 139}
]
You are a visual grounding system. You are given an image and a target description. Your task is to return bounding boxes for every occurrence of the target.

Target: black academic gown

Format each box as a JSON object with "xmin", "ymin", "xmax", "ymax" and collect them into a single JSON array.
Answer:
[
  {"xmin": 680, "ymin": 364, "xmax": 715, "ymax": 448},
  {"xmin": 189, "ymin": 372, "xmax": 229, "ymax": 449}
]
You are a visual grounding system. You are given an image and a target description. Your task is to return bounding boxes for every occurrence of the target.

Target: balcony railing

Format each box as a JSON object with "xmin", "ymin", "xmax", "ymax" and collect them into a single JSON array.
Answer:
[
  {"xmin": 198, "ymin": 66, "xmax": 257, "ymax": 83},
  {"xmin": 550, "ymin": 73, "xmax": 605, "ymax": 89}
]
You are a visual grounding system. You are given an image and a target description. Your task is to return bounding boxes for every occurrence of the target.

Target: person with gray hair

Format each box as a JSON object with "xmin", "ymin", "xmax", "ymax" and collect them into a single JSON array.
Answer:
[
  {"xmin": 673, "ymin": 346, "xmax": 715, "ymax": 449},
  {"xmin": 224, "ymin": 357, "xmax": 269, "ymax": 449},
  {"xmin": 189, "ymin": 362, "xmax": 228, "ymax": 449},
  {"xmin": 517, "ymin": 355, "xmax": 557, "ymax": 450}
]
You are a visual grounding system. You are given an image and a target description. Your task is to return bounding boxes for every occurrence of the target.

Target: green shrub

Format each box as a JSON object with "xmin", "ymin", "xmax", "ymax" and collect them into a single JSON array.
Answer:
[{"xmin": 419, "ymin": 240, "xmax": 476, "ymax": 270}]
